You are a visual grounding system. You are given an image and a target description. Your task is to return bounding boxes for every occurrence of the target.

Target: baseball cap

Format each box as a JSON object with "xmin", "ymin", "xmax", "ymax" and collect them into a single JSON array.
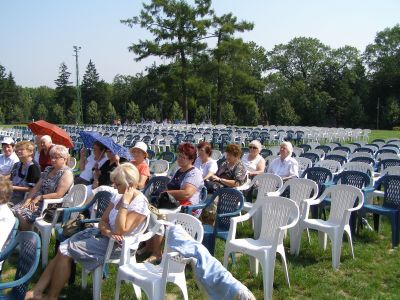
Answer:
[{"xmin": 1, "ymin": 137, "xmax": 15, "ymax": 145}]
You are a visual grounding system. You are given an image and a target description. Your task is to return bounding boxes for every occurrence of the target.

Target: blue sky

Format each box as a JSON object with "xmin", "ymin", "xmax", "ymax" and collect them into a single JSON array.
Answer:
[{"xmin": 1, "ymin": 0, "xmax": 399, "ymax": 88}]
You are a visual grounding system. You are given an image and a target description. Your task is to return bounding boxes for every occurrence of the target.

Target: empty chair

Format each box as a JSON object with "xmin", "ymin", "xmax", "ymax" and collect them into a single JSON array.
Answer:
[
  {"xmin": 0, "ymin": 232, "xmax": 41, "ymax": 299},
  {"xmin": 158, "ymin": 151, "xmax": 176, "ymax": 164},
  {"xmin": 143, "ymin": 176, "xmax": 170, "ymax": 200},
  {"xmin": 149, "ymin": 159, "xmax": 169, "ymax": 177},
  {"xmin": 363, "ymin": 175, "xmax": 400, "ymax": 248},
  {"xmin": 115, "ymin": 213, "xmax": 204, "ymax": 300},
  {"xmin": 315, "ymin": 145, "xmax": 331, "ymax": 154},
  {"xmin": 342, "ymin": 161, "xmax": 375, "ymax": 178},
  {"xmin": 327, "ymin": 150, "xmax": 349, "ymax": 158},
  {"xmin": 350, "ymin": 156, "xmax": 375, "ymax": 166},
  {"xmin": 315, "ymin": 160, "xmax": 342, "ymax": 175},
  {"xmin": 300, "ymin": 152, "xmax": 320, "ymax": 164},
  {"xmin": 295, "ymin": 185, "xmax": 364, "ymax": 269},
  {"xmin": 224, "ymin": 196, "xmax": 299, "ymax": 300},
  {"xmin": 353, "ymin": 147, "xmax": 374, "ymax": 155},
  {"xmin": 294, "ymin": 157, "xmax": 313, "ymax": 177},
  {"xmin": 377, "ymin": 159, "xmax": 400, "ymax": 172},
  {"xmin": 333, "ymin": 146, "xmax": 351, "ymax": 154},
  {"xmin": 324, "ymin": 154, "xmax": 347, "ymax": 166},
  {"xmin": 375, "ymin": 153, "xmax": 399, "ymax": 163}
]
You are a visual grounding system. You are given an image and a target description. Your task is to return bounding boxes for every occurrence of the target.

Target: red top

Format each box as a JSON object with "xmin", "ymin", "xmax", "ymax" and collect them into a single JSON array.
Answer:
[
  {"xmin": 39, "ymin": 145, "xmax": 54, "ymax": 172},
  {"xmin": 132, "ymin": 160, "xmax": 150, "ymax": 178}
]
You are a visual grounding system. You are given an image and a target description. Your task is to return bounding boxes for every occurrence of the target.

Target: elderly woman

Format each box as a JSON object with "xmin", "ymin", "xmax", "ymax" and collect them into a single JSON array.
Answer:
[
  {"xmin": 130, "ymin": 141, "xmax": 150, "ymax": 189},
  {"xmin": 9, "ymin": 141, "xmax": 41, "ymax": 206},
  {"xmin": 38, "ymin": 135, "xmax": 54, "ymax": 172},
  {"xmin": 194, "ymin": 141, "xmax": 218, "ymax": 180},
  {"xmin": 12, "ymin": 145, "xmax": 73, "ymax": 231},
  {"xmin": 206, "ymin": 144, "xmax": 247, "ymax": 192},
  {"xmin": 241, "ymin": 140, "xmax": 266, "ymax": 179},
  {"xmin": 267, "ymin": 141, "xmax": 299, "ymax": 181},
  {"xmin": 0, "ymin": 137, "xmax": 19, "ymax": 177},
  {"xmin": 92, "ymin": 149, "xmax": 128, "ymax": 189},
  {"xmin": 75, "ymin": 141, "xmax": 107, "ymax": 185},
  {"xmin": 25, "ymin": 163, "xmax": 149, "ymax": 300},
  {"xmin": 141, "ymin": 143, "xmax": 204, "ymax": 263}
]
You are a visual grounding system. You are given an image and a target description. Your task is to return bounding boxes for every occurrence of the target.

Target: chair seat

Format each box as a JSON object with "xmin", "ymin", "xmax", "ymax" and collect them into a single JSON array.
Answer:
[
  {"xmin": 229, "ymin": 238, "xmax": 273, "ymax": 252},
  {"xmin": 302, "ymin": 219, "xmax": 340, "ymax": 231},
  {"xmin": 364, "ymin": 204, "xmax": 398, "ymax": 215},
  {"xmin": 119, "ymin": 262, "xmax": 164, "ymax": 282},
  {"xmin": 158, "ymin": 206, "xmax": 181, "ymax": 215}
]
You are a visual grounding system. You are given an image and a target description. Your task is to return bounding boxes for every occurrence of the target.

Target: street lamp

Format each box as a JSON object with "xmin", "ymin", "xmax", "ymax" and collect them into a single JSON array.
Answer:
[{"xmin": 73, "ymin": 46, "xmax": 83, "ymax": 124}]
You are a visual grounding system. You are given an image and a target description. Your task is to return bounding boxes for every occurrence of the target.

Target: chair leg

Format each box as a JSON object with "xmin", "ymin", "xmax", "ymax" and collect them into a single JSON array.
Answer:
[
  {"xmin": 331, "ymin": 232, "xmax": 343, "ymax": 269},
  {"xmin": 114, "ymin": 273, "xmax": 121, "ymax": 300},
  {"xmin": 260, "ymin": 253, "xmax": 276, "ymax": 300},
  {"xmin": 41, "ymin": 233, "xmax": 51, "ymax": 269},
  {"xmin": 318, "ymin": 231, "xmax": 328, "ymax": 251},
  {"xmin": 344, "ymin": 227, "xmax": 355, "ymax": 259},
  {"xmin": 93, "ymin": 266, "xmax": 103, "ymax": 300},
  {"xmin": 132, "ymin": 283, "xmax": 142, "ymax": 300},
  {"xmin": 279, "ymin": 249, "xmax": 290, "ymax": 287},
  {"xmin": 390, "ymin": 214, "xmax": 399, "ymax": 248},
  {"xmin": 373, "ymin": 213, "xmax": 380, "ymax": 231}
]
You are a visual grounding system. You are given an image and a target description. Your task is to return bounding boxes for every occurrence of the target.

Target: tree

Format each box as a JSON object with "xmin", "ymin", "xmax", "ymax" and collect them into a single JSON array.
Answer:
[
  {"xmin": 275, "ymin": 98, "xmax": 299, "ymax": 125},
  {"xmin": 169, "ymin": 101, "xmax": 184, "ymax": 122},
  {"xmin": 144, "ymin": 104, "xmax": 160, "ymax": 121},
  {"xmin": 122, "ymin": 0, "xmax": 214, "ymax": 123},
  {"xmin": 54, "ymin": 62, "xmax": 75, "ymax": 114},
  {"xmin": 126, "ymin": 101, "xmax": 140, "ymax": 123},
  {"xmin": 103, "ymin": 102, "xmax": 117, "ymax": 124},
  {"xmin": 194, "ymin": 104, "xmax": 208, "ymax": 123},
  {"xmin": 86, "ymin": 100, "xmax": 101, "ymax": 124},
  {"xmin": 37, "ymin": 103, "xmax": 48, "ymax": 120},
  {"xmin": 51, "ymin": 104, "xmax": 65, "ymax": 124},
  {"xmin": 67, "ymin": 101, "xmax": 79, "ymax": 124},
  {"xmin": 221, "ymin": 102, "xmax": 236, "ymax": 124}
]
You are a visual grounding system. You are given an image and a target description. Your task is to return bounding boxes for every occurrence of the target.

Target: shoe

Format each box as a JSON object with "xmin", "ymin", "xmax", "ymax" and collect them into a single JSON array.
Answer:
[
  {"xmin": 144, "ymin": 255, "xmax": 162, "ymax": 265},
  {"xmin": 136, "ymin": 247, "xmax": 150, "ymax": 256}
]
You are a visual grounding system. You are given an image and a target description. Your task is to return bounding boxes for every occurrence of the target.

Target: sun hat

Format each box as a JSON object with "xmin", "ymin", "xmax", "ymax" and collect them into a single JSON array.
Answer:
[
  {"xmin": 131, "ymin": 141, "xmax": 148, "ymax": 154},
  {"xmin": 1, "ymin": 137, "xmax": 15, "ymax": 145}
]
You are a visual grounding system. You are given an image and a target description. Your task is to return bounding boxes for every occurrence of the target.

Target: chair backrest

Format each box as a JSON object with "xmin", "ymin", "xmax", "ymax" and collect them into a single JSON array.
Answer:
[
  {"xmin": 334, "ymin": 170, "xmax": 372, "ymax": 189},
  {"xmin": 350, "ymin": 156, "xmax": 375, "ymax": 166},
  {"xmin": 375, "ymin": 175, "xmax": 400, "ymax": 209},
  {"xmin": 143, "ymin": 176, "xmax": 170, "ymax": 199},
  {"xmin": 92, "ymin": 191, "xmax": 113, "ymax": 219},
  {"xmin": 342, "ymin": 161, "xmax": 374, "ymax": 178},
  {"xmin": 328, "ymin": 150, "xmax": 349, "ymax": 158},
  {"xmin": 301, "ymin": 167, "xmax": 333, "ymax": 197},
  {"xmin": 315, "ymin": 159, "xmax": 342, "ymax": 174},
  {"xmin": 149, "ymin": 159, "xmax": 169, "ymax": 176},
  {"xmin": 380, "ymin": 166, "xmax": 400, "ymax": 177},
  {"xmin": 164, "ymin": 213, "xmax": 204, "ymax": 273},
  {"xmin": 254, "ymin": 196, "xmax": 299, "ymax": 244},
  {"xmin": 68, "ymin": 157, "xmax": 77, "ymax": 169},
  {"xmin": 0, "ymin": 232, "xmax": 40, "ymax": 299},
  {"xmin": 250, "ymin": 173, "xmax": 283, "ymax": 201},
  {"xmin": 320, "ymin": 185, "xmax": 364, "ymax": 225},
  {"xmin": 61, "ymin": 184, "xmax": 88, "ymax": 209},
  {"xmin": 378, "ymin": 159, "xmax": 400, "ymax": 172},
  {"xmin": 213, "ymin": 188, "xmax": 244, "ymax": 233},
  {"xmin": 354, "ymin": 147, "xmax": 374, "ymax": 155},
  {"xmin": 324, "ymin": 154, "xmax": 347, "ymax": 166},
  {"xmin": 159, "ymin": 151, "xmax": 176, "ymax": 163},
  {"xmin": 376, "ymin": 153, "xmax": 399, "ymax": 162},
  {"xmin": 211, "ymin": 149, "xmax": 223, "ymax": 160},
  {"xmin": 300, "ymin": 152, "xmax": 320, "ymax": 164},
  {"xmin": 279, "ymin": 178, "xmax": 318, "ymax": 208},
  {"xmin": 294, "ymin": 157, "xmax": 313, "ymax": 177}
]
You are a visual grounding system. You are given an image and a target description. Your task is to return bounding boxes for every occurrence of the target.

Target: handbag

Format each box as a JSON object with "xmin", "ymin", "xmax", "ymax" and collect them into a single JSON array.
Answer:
[
  {"xmin": 155, "ymin": 191, "xmax": 181, "ymax": 209},
  {"xmin": 61, "ymin": 214, "xmax": 94, "ymax": 238},
  {"xmin": 42, "ymin": 208, "xmax": 63, "ymax": 223}
]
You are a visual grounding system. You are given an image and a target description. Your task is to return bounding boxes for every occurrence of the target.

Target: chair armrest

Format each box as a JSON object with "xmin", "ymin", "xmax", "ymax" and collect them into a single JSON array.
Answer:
[
  {"xmin": 322, "ymin": 181, "xmax": 334, "ymax": 188},
  {"xmin": 218, "ymin": 211, "xmax": 242, "ymax": 219},
  {"xmin": 304, "ymin": 197, "xmax": 323, "ymax": 206},
  {"xmin": 41, "ymin": 198, "xmax": 63, "ymax": 214}
]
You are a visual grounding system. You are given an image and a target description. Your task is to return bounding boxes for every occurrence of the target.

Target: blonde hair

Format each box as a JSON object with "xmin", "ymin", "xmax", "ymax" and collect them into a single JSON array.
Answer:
[
  {"xmin": 0, "ymin": 176, "xmax": 13, "ymax": 204},
  {"xmin": 110, "ymin": 163, "xmax": 140, "ymax": 188},
  {"xmin": 281, "ymin": 141, "xmax": 294, "ymax": 156},
  {"xmin": 249, "ymin": 140, "xmax": 262, "ymax": 151},
  {"xmin": 50, "ymin": 145, "xmax": 70, "ymax": 159},
  {"xmin": 15, "ymin": 141, "xmax": 35, "ymax": 153}
]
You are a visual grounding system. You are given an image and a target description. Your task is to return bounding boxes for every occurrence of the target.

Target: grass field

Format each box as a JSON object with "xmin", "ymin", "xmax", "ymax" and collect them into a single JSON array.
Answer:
[{"xmin": 1, "ymin": 129, "xmax": 400, "ymax": 299}]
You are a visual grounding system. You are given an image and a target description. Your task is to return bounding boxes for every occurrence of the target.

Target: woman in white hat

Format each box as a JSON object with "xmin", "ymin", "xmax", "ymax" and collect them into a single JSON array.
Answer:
[
  {"xmin": 0, "ymin": 137, "xmax": 19, "ymax": 177},
  {"xmin": 130, "ymin": 142, "xmax": 150, "ymax": 189}
]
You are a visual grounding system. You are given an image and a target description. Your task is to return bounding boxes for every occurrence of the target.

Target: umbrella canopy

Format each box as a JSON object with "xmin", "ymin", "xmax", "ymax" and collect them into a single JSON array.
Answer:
[
  {"xmin": 79, "ymin": 131, "xmax": 131, "ymax": 160},
  {"xmin": 28, "ymin": 120, "xmax": 74, "ymax": 149}
]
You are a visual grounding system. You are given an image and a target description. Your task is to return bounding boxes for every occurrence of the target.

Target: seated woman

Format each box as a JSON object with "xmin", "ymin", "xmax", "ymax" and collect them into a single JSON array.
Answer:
[
  {"xmin": 241, "ymin": 140, "xmax": 266, "ymax": 179},
  {"xmin": 194, "ymin": 141, "xmax": 218, "ymax": 180},
  {"xmin": 12, "ymin": 145, "xmax": 73, "ymax": 231},
  {"xmin": 130, "ymin": 141, "xmax": 150, "ymax": 189},
  {"xmin": 206, "ymin": 144, "xmax": 247, "ymax": 193},
  {"xmin": 25, "ymin": 163, "xmax": 150, "ymax": 300},
  {"xmin": 267, "ymin": 141, "xmax": 299, "ymax": 181},
  {"xmin": 92, "ymin": 149, "xmax": 128, "ymax": 189},
  {"xmin": 75, "ymin": 141, "xmax": 107, "ymax": 185},
  {"xmin": 141, "ymin": 143, "xmax": 204, "ymax": 263},
  {"xmin": 9, "ymin": 141, "xmax": 41, "ymax": 207}
]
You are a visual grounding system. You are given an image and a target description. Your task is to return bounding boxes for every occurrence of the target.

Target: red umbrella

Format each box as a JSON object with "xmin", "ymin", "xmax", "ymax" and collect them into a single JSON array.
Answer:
[{"xmin": 28, "ymin": 120, "xmax": 74, "ymax": 149}]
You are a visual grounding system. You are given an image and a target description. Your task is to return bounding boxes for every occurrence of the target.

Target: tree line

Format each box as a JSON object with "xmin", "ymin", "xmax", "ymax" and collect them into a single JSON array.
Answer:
[{"xmin": 0, "ymin": 0, "xmax": 399, "ymax": 129}]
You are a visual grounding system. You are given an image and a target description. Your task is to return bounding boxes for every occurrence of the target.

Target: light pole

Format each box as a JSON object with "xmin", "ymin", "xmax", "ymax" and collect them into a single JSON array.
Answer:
[{"xmin": 73, "ymin": 46, "xmax": 83, "ymax": 124}]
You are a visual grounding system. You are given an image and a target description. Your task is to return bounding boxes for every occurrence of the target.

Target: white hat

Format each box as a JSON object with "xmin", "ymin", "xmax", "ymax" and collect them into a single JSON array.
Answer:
[
  {"xmin": 131, "ymin": 141, "xmax": 148, "ymax": 154},
  {"xmin": 1, "ymin": 137, "xmax": 15, "ymax": 145}
]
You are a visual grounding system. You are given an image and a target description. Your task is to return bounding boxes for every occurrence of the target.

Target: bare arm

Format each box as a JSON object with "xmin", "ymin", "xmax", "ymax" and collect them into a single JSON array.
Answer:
[
  {"xmin": 249, "ymin": 158, "xmax": 266, "ymax": 176},
  {"xmin": 137, "ymin": 174, "xmax": 149, "ymax": 190}
]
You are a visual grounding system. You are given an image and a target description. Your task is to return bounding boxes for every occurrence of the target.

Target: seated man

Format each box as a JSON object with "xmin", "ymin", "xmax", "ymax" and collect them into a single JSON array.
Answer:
[
  {"xmin": 267, "ymin": 141, "xmax": 299, "ymax": 181},
  {"xmin": 38, "ymin": 135, "xmax": 54, "ymax": 172},
  {"xmin": 0, "ymin": 137, "xmax": 19, "ymax": 177}
]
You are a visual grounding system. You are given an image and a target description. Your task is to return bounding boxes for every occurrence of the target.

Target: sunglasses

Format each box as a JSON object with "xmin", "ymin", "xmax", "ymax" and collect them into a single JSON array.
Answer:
[{"xmin": 249, "ymin": 146, "xmax": 258, "ymax": 150}]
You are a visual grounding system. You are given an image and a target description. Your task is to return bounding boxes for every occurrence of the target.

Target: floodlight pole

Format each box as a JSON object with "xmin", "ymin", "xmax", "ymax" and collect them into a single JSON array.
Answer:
[{"xmin": 73, "ymin": 46, "xmax": 83, "ymax": 124}]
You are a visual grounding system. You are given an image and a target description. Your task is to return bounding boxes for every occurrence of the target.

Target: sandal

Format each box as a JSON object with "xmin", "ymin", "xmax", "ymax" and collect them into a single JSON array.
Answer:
[{"xmin": 136, "ymin": 247, "xmax": 150, "ymax": 256}]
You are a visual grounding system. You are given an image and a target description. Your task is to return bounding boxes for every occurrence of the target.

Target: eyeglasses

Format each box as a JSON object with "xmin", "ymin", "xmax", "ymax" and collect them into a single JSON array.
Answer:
[{"xmin": 178, "ymin": 154, "xmax": 189, "ymax": 160}]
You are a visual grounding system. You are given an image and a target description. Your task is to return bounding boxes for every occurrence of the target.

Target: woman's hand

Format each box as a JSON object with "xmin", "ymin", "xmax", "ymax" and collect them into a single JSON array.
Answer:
[
  {"xmin": 24, "ymin": 195, "xmax": 42, "ymax": 210},
  {"xmin": 21, "ymin": 198, "xmax": 33, "ymax": 208},
  {"xmin": 122, "ymin": 186, "xmax": 135, "ymax": 205},
  {"xmin": 209, "ymin": 175, "xmax": 220, "ymax": 182},
  {"xmin": 111, "ymin": 234, "xmax": 124, "ymax": 244}
]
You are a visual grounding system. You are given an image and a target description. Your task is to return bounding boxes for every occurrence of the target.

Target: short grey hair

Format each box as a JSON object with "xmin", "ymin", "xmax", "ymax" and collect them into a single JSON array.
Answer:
[
  {"xmin": 281, "ymin": 141, "xmax": 293, "ymax": 156},
  {"xmin": 41, "ymin": 135, "xmax": 52, "ymax": 144},
  {"xmin": 50, "ymin": 144, "xmax": 69, "ymax": 159},
  {"xmin": 249, "ymin": 140, "xmax": 262, "ymax": 151},
  {"xmin": 110, "ymin": 163, "xmax": 140, "ymax": 188}
]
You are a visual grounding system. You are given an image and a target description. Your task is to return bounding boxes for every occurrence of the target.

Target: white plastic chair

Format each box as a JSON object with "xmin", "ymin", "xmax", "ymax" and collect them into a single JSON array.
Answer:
[
  {"xmin": 114, "ymin": 213, "xmax": 204, "ymax": 300},
  {"xmin": 294, "ymin": 156, "xmax": 313, "ymax": 177},
  {"xmin": 81, "ymin": 214, "xmax": 150, "ymax": 300},
  {"xmin": 67, "ymin": 157, "xmax": 77, "ymax": 170},
  {"xmin": 294, "ymin": 185, "xmax": 364, "ymax": 269},
  {"xmin": 34, "ymin": 184, "xmax": 87, "ymax": 268},
  {"xmin": 278, "ymin": 178, "xmax": 319, "ymax": 254},
  {"xmin": 223, "ymin": 196, "xmax": 299, "ymax": 300},
  {"xmin": 149, "ymin": 159, "xmax": 169, "ymax": 177},
  {"xmin": 315, "ymin": 159, "xmax": 342, "ymax": 176}
]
